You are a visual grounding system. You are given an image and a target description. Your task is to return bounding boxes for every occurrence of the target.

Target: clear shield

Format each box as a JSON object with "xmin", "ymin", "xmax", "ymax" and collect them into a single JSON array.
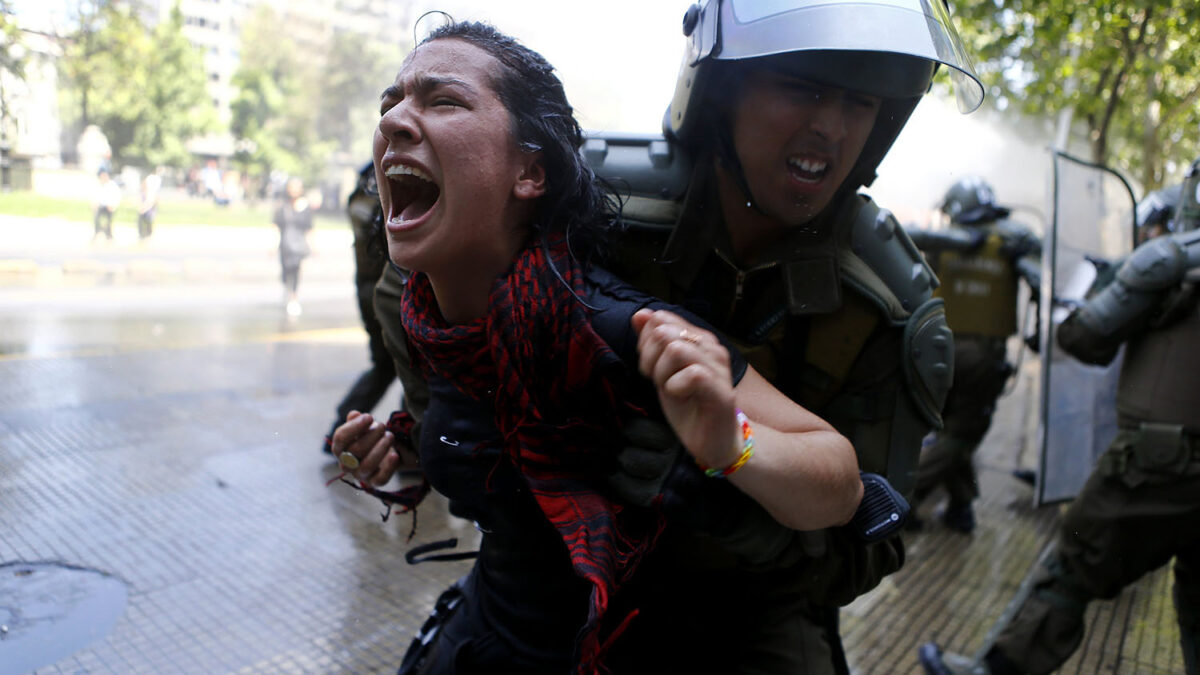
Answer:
[{"xmin": 1036, "ymin": 152, "xmax": 1137, "ymax": 506}]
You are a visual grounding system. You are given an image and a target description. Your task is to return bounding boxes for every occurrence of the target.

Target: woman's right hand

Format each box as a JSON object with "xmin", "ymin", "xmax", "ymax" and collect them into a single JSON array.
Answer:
[{"xmin": 331, "ymin": 411, "xmax": 399, "ymax": 486}]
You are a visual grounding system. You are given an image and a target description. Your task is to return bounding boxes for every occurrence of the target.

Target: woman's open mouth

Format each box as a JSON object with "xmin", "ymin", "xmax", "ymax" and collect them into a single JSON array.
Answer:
[{"xmin": 384, "ymin": 163, "xmax": 441, "ymax": 228}]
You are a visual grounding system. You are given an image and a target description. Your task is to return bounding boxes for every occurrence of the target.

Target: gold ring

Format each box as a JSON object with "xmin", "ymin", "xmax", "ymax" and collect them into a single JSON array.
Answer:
[
  {"xmin": 338, "ymin": 451, "xmax": 360, "ymax": 471},
  {"xmin": 678, "ymin": 329, "xmax": 701, "ymax": 345}
]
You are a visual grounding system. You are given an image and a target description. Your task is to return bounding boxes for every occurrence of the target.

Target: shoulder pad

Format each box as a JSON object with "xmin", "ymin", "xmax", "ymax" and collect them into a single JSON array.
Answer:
[
  {"xmin": 902, "ymin": 298, "xmax": 953, "ymax": 429},
  {"xmin": 619, "ymin": 195, "xmax": 681, "ymax": 232},
  {"xmin": 842, "ymin": 196, "xmax": 939, "ymax": 325},
  {"xmin": 1116, "ymin": 234, "xmax": 1189, "ymax": 291},
  {"xmin": 583, "ymin": 132, "xmax": 691, "ymax": 202}
]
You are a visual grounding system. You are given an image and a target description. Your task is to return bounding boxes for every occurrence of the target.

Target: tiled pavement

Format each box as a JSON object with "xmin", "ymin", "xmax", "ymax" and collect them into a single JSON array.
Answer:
[{"xmin": 0, "ymin": 220, "xmax": 1185, "ymax": 673}]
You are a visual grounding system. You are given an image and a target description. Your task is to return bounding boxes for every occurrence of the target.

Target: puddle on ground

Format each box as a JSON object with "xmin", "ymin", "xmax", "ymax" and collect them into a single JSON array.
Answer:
[{"xmin": 0, "ymin": 561, "xmax": 127, "ymax": 675}]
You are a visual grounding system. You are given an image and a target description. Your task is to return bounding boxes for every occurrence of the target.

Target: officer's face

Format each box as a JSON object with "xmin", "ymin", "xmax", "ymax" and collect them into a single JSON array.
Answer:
[{"xmin": 729, "ymin": 69, "xmax": 881, "ymax": 227}]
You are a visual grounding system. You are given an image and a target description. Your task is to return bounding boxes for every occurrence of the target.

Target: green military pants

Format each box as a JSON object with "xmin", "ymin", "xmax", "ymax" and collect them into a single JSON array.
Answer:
[
  {"xmin": 914, "ymin": 336, "xmax": 1010, "ymax": 507},
  {"xmin": 993, "ymin": 426, "xmax": 1200, "ymax": 674},
  {"xmin": 373, "ymin": 263, "xmax": 431, "ymax": 431}
]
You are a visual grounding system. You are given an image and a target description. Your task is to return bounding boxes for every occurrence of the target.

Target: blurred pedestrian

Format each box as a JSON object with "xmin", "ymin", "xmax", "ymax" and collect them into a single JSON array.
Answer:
[
  {"xmin": 93, "ymin": 167, "xmax": 121, "ymax": 242},
  {"xmin": 137, "ymin": 173, "xmax": 161, "ymax": 241},
  {"xmin": 274, "ymin": 177, "xmax": 313, "ymax": 317}
]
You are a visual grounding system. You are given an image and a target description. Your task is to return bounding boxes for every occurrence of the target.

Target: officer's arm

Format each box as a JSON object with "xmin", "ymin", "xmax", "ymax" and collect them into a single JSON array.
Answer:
[
  {"xmin": 1058, "ymin": 229, "xmax": 1200, "ymax": 365},
  {"xmin": 903, "ymin": 225, "xmax": 985, "ymax": 253},
  {"xmin": 373, "ymin": 263, "xmax": 431, "ymax": 444}
]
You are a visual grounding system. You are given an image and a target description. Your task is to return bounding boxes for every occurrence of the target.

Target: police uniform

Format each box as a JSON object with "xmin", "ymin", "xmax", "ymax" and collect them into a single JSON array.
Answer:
[
  {"xmin": 602, "ymin": 164, "xmax": 948, "ymax": 675},
  {"xmin": 907, "ymin": 178, "xmax": 1041, "ymax": 531},
  {"xmin": 921, "ymin": 160, "xmax": 1200, "ymax": 675},
  {"xmin": 325, "ymin": 164, "xmax": 399, "ymax": 445},
  {"xmin": 589, "ymin": 1, "xmax": 984, "ymax": 671}
]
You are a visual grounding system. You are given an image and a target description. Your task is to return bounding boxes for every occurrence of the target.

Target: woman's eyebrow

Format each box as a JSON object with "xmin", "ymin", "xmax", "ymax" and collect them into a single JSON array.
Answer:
[{"xmin": 380, "ymin": 75, "xmax": 476, "ymax": 101}]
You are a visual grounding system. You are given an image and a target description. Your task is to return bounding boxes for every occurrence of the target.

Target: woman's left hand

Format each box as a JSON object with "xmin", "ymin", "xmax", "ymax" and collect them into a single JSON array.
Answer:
[{"xmin": 631, "ymin": 309, "xmax": 741, "ymax": 472}]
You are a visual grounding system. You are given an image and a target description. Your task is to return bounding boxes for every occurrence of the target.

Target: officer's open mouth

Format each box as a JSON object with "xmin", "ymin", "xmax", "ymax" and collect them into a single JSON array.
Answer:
[
  {"xmin": 384, "ymin": 164, "xmax": 441, "ymax": 223},
  {"xmin": 788, "ymin": 157, "xmax": 829, "ymax": 184}
]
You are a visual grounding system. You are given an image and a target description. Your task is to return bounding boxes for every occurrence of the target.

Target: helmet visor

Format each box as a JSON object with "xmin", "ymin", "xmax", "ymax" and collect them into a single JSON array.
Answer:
[{"xmin": 717, "ymin": 0, "xmax": 984, "ymax": 113}]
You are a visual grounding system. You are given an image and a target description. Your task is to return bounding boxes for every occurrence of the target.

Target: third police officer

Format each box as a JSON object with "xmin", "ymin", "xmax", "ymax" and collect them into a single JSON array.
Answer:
[{"xmin": 905, "ymin": 177, "xmax": 1041, "ymax": 533}]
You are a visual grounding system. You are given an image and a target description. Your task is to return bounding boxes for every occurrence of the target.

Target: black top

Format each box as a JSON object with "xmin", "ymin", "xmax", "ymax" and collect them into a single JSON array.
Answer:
[{"xmin": 417, "ymin": 266, "xmax": 747, "ymax": 667}]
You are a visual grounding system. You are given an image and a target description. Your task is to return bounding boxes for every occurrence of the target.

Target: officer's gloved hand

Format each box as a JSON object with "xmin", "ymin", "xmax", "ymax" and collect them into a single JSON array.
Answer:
[
  {"xmin": 1151, "ymin": 282, "xmax": 1197, "ymax": 329},
  {"xmin": 607, "ymin": 417, "xmax": 683, "ymax": 508}
]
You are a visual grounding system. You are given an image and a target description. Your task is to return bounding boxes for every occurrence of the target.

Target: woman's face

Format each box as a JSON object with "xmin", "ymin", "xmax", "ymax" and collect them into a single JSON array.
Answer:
[{"xmin": 373, "ymin": 38, "xmax": 543, "ymax": 279}]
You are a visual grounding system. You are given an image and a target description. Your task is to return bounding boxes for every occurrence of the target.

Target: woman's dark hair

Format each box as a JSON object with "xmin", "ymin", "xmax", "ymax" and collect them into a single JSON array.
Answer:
[{"xmin": 420, "ymin": 21, "xmax": 619, "ymax": 260}]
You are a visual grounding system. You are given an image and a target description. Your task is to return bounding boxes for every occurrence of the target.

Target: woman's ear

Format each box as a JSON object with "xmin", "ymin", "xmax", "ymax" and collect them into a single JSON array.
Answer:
[{"xmin": 513, "ymin": 153, "xmax": 547, "ymax": 201}]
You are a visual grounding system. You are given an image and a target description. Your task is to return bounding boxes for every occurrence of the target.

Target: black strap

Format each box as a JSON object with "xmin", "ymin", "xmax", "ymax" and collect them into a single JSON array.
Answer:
[{"xmin": 404, "ymin": 538, "xmax": 479, "ymax": 565}]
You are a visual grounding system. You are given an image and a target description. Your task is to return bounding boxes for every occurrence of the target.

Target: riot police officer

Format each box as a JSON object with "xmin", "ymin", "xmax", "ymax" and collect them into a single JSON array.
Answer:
[
  {"xmin": 920, "ymin": 158, "xmax": 1200, "ymax": 675},
  {"xmin": 905, "ymin": 177, "xmax": 1041, "ymax": 533},
  {"xmin": 586, "ymin": 0, "xmax": 983, "ymax": 671},
  {"xmin": 323, "ymin": 164, "xmax": 399, "ymax": 452}
]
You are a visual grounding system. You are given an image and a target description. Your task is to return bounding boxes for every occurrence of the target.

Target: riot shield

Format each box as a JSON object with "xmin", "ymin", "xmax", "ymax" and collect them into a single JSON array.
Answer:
[{"xmin": 1036, "ymin": 151, "xmax": 1136, "ymax": 506}]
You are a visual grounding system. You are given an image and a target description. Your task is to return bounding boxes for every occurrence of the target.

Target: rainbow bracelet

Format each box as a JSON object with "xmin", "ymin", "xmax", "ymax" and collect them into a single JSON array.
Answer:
[{"xmin": 703, "ymin": 408, "xmax": 755, "ymax": 478}]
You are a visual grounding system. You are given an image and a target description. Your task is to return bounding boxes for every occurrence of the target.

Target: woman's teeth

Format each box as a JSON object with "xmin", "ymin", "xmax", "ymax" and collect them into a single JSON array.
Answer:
[{"xmin": 385, "ymin": 164, "xmax": 434, "ymax": 183}]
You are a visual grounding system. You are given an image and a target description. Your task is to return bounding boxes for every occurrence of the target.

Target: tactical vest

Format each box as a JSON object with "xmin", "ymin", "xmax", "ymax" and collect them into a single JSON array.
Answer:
[
  {"xmin": 1117, "ymin": 293, "xmax": 1200, "ymax": 431},
  {"xmin": 608, "ymin": 193, "xmax": 947, "ymax": 491},
  {"xmin": 933, "ymin": 228, "xmax": 1018, "ymax": 337}
]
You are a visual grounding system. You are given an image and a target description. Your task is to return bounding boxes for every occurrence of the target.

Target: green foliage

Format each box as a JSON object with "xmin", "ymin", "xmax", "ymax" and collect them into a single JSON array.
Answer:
[
  {"xmin": 952, "ymin": 0, "xmax": 1200, "ymax": 190},
  {"xmin": 133, "ymin": 5, "xmax": 216, "ymax": 168},
  {"xmin": 231, "ymin": 6, "xmax": 406, "ymax": 186},
  {"xmin": 1, "ymin": 0, "xmax": 27, "ymax": 82},
  {"xmin": 1, "ymin": 0, "xmax": 28, "ymax": 147},
  {"xmin": 57, "ymin": 0, "xmax": 215, "ymax": 171},
  {"xmin": 317, "ymin": 32, "xmax": 407, "ymax": 161},
  {"xmin": 230, "ymin": 5, "xmax": 332, "ymax": 185}
]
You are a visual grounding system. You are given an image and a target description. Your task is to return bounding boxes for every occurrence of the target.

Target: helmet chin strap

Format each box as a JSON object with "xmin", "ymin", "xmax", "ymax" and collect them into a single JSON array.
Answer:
[{"xmin": 713, "ymin": 119, "xmax": 771, "ymax": 219}]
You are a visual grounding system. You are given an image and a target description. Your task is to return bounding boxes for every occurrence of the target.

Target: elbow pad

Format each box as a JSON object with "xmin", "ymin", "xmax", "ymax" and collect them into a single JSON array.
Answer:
[
  {"xmin": 1074, "ymin": 230, "xmax": 1199, "ymax": 339},
  {"xmin": 901, "ymin": 298, "xmax": 955, "ymax": 429}
]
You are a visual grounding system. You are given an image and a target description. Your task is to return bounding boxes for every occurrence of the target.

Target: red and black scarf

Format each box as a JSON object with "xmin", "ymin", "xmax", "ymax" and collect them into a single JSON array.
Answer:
[{"xmin": 399, "ymin": 237, "xmax": 664, "ymax": 674}]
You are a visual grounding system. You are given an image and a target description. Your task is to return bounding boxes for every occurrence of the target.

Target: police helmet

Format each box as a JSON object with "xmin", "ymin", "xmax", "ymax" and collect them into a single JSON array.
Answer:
[
  {"xmin": 666, "ymin": 0, "xmax": 984, "ymax": 189},
  {"xmin": 1135, "ymin": 184, "xmax": 1181, "ymax": 236},
  {"xmin": 1174, "ymin": 157, "xmax": 1200, "ymax": 233},
  {"xmin": 346, "ymin": 161, "xmax": 382, "ymax": 239},
  {"xmin": 940, "ymin": 176, "xmax": 1007, "ymax": 225}
]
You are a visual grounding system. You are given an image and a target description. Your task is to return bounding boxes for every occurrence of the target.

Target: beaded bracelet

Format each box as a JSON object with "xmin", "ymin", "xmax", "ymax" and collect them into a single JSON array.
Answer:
[{"xmin": 702, "ymin": 408, "xmax": 755, "ymax": 478}]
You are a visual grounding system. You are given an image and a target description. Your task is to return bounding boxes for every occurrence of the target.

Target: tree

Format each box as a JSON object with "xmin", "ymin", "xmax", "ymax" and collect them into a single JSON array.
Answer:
[
  {"xmin": 316, "ymin": 30, "xmax": 406, "ymax": 162},
  {"xmin": 129, "ymin": 4, "xmax": 216, "ymax": 168},
  {"xmin": 1, "ymin": 0, "xmax": 27, "ymax": 189},
  {"xmin": 57, "ymin": 0, "xmax": 214, "ymax": 170},
  {"xmin": 230, "ymin": 5, "xmax": 333, "ymax": 186},
  {"xmin": 952, "ymin": 0, "xmax": 1200, "ymax": 190},
  {"xmin": 232, "ymin": 7, "xmax": 406, "ymax": 187},
  {"xmin": 57, "ymin": 0, "xmax": 149, "ymax": 164}
]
